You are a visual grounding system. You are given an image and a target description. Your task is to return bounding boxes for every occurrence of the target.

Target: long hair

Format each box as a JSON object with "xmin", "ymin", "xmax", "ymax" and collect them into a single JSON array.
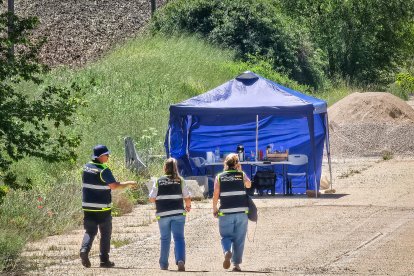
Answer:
[
  {"xmin": 164, "ymin": 158, "xmax": 181, "ymax": 180},
  {"xmin": 224, "ymin": 153, "xmax": 239, "ymax": 171}
]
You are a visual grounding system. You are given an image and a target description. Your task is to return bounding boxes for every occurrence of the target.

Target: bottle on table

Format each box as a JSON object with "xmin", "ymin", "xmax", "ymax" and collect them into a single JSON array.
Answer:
[
  {"xmin": 236, "ymin": 144, "xmax": 244, "ymax": 162},
  {"xmin": 214, "ymin": 147, "xmax": 220, "ymax": 162}
]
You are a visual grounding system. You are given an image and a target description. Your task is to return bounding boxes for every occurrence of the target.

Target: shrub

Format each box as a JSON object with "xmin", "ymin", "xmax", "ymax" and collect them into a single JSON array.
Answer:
[
  {"xmin": 151, "ymin": 0, "xmax": 328, "ymax": 89},
  {"xmin": 392, "ymin": 72, "xmax": 414, "ymax": 100},
  {"xmin": 382, "ymin": 150, "xmax": 394, "ymax": 161},
  {"xmin": 0, "ymin": 231, "xmax": 24, "ymax": 271}
]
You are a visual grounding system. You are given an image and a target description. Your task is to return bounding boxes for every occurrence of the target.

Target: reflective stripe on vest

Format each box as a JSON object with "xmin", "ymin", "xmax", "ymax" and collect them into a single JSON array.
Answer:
[
  {"xmin": 82, "ymin": 202, "xmax": 112, "ymax": 208},
  {"xmin": 218, "ymin": 207, "xmax": 249, "ymax": 215},
  {"xmin": 83, "ymin": 183, "xmax": 111, "ymax": 190},
  {"xmin": 220, "ymin": 191, "xmax": 246, "ymax": 196},
  {"xmin": 156, "ymin": 194, "xmax": 183, "ymax": 200},
  {"xmin": 155, "ymin": 209, "xmax": 185, "ymax": 218}
]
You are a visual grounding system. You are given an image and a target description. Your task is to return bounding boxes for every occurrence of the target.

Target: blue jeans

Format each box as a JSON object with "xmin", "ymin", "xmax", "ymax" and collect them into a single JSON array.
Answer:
[
  {"xmin": 158, "ymin": 215, "xmax": 186, "ymax": 269},
  {"xmin": 219, "ymin": 212, "xmax": 248, "ymax": 265}
]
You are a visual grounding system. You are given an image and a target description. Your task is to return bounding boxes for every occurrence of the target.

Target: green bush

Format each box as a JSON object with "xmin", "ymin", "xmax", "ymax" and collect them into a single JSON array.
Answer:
[
  {"xmin": 0, "ymin": 231, "xmax": 24, "ymax": 271},
  {"xmin": 151, "ymin": 0, "xmax": 328, "ymax": 89},
  {"xmin": 390, "ymin": 72, "xmax": 414, "ymax": 100}
]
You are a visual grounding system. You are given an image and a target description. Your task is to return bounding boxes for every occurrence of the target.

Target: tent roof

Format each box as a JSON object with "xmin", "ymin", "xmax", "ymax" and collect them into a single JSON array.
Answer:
[{"xmin": 170, "ymin": 71, "xmax": 327, "ymax": 116}]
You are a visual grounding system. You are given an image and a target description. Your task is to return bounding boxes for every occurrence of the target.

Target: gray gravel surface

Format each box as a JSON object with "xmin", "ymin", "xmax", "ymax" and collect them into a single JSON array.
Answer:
[{"xmin": 21, "ymin": 158, "xmax": 414, "ymax": 275}]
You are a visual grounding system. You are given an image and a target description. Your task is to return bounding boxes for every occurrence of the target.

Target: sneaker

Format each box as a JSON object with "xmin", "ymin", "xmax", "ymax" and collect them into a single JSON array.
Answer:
[
  {"xmin": 177, "ymin": 260, "xmax": 185, "ymax": 271},
  {"xmin": 80, "ymin": 251, "xmax": 91, "ymax": 268},
  {"xmin": 223, "ymin": 251, "xmax": 232, "ymax": 269},
  {"xmin": 160, "ymin": 267, "xmax": 168, "ymax": 270},
  {"xmin": 232, "ymin": 264, "xmax": 241, "ymax": 272},
  {"xmin": 100, "ymin": 261, "xmax": 115, "ymax": 268}
]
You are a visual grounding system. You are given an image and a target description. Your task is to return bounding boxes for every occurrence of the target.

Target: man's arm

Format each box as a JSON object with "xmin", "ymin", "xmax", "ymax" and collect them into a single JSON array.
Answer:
[{"xmin": 108, "ymin": 181, "xmax": 137, "ymax": 190}]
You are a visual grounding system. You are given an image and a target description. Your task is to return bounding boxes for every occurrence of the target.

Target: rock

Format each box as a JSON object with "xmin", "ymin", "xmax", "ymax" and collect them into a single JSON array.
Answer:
[{"xmin": 185, "ymin": 176, "xmax": 209, "ymax": 199}]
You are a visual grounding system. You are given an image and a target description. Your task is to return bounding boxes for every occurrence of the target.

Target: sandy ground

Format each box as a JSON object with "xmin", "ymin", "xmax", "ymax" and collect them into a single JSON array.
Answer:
[{"xmin": 16, "ymin": 156, "xmax": 414, "ymax": 276}]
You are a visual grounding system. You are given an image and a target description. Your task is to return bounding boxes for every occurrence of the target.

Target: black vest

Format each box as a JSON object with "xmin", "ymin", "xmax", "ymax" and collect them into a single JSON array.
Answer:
[
  {"xmin": 82, "ymin": 162, "xmax": 112, "ymax": 212},
  {"xmin": 155, "ymin": 176, "xmax": 185, "ymax": 218},
  {"xmin": 218, "ymin": 170, "xmax": 248, "ymax": 215}
]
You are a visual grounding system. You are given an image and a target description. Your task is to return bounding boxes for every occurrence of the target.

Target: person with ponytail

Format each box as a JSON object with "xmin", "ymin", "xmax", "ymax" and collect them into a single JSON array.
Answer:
[
  {"xmin": 149, "ymin": 158, "xmax": 191, "ymax": 271},
  {"xmin": 212, "ymin": 153, "xmax": 251, "ymax": 272}
]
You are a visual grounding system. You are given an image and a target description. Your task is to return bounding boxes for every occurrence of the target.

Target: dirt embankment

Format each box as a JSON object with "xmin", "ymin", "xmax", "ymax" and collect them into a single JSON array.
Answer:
[
  {"xmin": 328, "ymin": 92, "xmax": 414, "ymax": 157},
  {"xmin": 3, "ymin": 0, "xmax": 167, "ymax": 68}
]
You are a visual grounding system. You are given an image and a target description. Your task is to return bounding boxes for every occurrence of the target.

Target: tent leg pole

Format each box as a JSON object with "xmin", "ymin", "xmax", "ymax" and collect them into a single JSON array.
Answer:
[
  {"xmin": 256, "ymin": 115, "xmax": 259, "ymax": 161},
  {"xmin": 325, "ymin": 114, "xmax": 333, "ymax": 190}
]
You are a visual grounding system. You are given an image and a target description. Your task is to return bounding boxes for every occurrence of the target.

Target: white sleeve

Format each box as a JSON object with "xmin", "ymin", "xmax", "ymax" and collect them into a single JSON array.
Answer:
[
  {"xmin": 148, "ymin": 179, "xmax": 158, "ymax": 198},
  {"xmin": 181, "ymin": 178, "xmax": 191, "ymax": 198}
]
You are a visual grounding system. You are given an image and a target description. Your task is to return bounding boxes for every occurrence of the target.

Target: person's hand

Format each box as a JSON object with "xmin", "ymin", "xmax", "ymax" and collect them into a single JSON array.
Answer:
[
  {"xmin": 125, "ymin": 181, "xmax": 137, "ymax": 187},
  {"xmin": 185, "ymin": 205, "xmax": 191, "ymax": 212},
  {"xmin": 213, "ymin": 207, "xmax": 219, "ymax": 218}
]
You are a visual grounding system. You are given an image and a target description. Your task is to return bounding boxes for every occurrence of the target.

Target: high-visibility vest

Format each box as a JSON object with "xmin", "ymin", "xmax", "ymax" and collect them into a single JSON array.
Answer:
[
  {"xmin": 155, "ymin": 176, "xmax": 186, "ymax": 219},
  {"xmin": 218, "ymin": 170, "xmax": 248, "ymax": 215},
  {"xmin": 81, "ymin": 162, "xmax": 112, "ymax": 212}
]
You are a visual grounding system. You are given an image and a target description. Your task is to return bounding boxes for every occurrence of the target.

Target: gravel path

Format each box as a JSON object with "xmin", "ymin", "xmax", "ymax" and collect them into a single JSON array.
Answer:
[{"xmin": 21, "ymin": 157, "xmax": 414, "ymax": 275}]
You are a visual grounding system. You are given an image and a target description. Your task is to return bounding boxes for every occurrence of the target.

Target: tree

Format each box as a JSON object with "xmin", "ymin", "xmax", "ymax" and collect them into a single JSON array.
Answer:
[
  {"xmin": 151, "ymin": 0, "xmax": 328, "ymax": 89},
  {"xmin": 279, "ymin": 0, "xmax": 414, "ymax": 85},
  {"xmin": 0, "ymin": 8, "xmax": 85, "ymax": 186}
]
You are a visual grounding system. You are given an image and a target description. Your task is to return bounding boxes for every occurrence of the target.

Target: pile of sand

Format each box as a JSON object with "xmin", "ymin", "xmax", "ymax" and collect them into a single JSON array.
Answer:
[{"xmin": 328, "ymin": 92, "xmax": 414, "ymax": 157}]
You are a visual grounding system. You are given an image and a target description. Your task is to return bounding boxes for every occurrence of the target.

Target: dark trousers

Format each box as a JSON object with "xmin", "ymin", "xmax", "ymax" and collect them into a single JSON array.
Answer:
[{"xmin": 80, "ymin": 211, "xmax": 112, "ymax": 262}]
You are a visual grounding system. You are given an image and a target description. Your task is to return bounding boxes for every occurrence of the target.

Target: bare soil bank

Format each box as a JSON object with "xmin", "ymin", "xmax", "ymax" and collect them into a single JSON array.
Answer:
[{"xmin": 2, "ymin": 0, "xmax": 167, "ymax": 67}]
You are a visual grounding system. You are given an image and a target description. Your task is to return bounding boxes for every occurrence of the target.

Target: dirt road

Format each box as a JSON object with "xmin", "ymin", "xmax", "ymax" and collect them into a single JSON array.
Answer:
[{"xmin": 20, "ymin": 157, "xmax": 414, "ymax": 275}]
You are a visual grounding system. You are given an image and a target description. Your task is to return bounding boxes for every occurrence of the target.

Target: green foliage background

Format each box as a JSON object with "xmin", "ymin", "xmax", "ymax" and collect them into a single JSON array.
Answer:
[
  {"xmin": 152, "ymin": 0, "xmax": 414, "ymax": 91},
  {"xmin": 151, "ymin": 0, "xmax": 329, "ymax": 90}
]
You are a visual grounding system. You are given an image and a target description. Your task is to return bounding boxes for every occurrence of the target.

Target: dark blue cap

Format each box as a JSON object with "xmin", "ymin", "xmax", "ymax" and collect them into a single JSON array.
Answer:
[{"xmin": 92, "ymin": 144, "xmax": 110, "ymax": 159}]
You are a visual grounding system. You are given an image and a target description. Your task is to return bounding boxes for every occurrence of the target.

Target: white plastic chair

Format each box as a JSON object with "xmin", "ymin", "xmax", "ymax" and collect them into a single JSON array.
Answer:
[
  {"xmin": 286, "ymin": 154, "xmax": 308, "ymax": 194},
  {"xmin": 191, "ymin": 157, "xmax": 207, "ymax": 175}
]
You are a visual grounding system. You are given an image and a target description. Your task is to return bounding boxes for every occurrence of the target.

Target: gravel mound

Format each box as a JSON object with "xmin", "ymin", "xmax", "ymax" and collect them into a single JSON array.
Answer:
[
  {"xmin": 8, "ymin": 0, "xmax": 166, "ymax": 67},
  {"xmin": 328, "ymin": 92, "xmax": 414, "ymax": 157}
]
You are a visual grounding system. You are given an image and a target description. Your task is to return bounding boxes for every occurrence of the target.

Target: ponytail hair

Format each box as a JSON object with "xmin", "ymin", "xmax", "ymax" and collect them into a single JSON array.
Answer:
[{"xmin": 164, "ymin": 158, "xmax": 181, "ymax": 180}]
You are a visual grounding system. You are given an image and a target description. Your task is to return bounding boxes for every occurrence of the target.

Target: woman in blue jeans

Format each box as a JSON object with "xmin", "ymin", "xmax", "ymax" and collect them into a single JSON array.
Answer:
[
  {"xmin": 213, "ymin": 153, "xmax": 251, "ymax": 271},
  {"xmin": 149, "ymin": 158, "xmax": 191, "ymax": 271}
]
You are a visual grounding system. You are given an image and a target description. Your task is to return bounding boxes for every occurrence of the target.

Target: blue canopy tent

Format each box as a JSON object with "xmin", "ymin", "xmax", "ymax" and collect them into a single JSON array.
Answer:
[{"xmin": 165, "ymin": 71, "xmax": 332, "ymax": 196}]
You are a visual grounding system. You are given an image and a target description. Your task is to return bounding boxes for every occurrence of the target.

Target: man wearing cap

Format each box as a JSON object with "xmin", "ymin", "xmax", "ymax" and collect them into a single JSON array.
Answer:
[{"xmin": 79, "ymin": 144, "xmax": 137, "ymax": 268}]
